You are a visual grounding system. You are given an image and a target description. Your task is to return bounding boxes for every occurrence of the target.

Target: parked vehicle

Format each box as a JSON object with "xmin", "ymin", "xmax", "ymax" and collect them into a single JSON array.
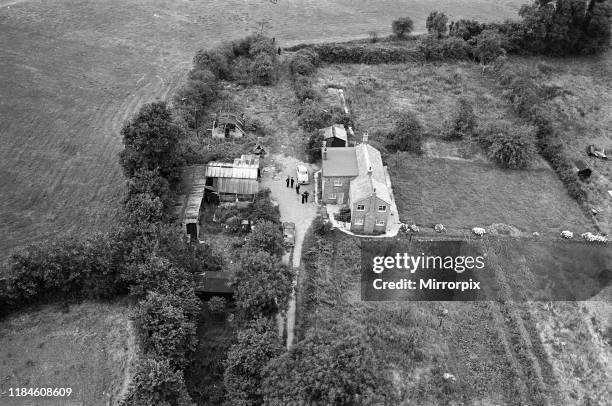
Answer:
[
  {"xmin": 586, "ymin": 144, "xmax": 608, "ymax": 159},
  {"xmin": 296, "ymin": 164, "xmax": 309, "ymax": 184},
  {"xmin": 283, "ymin": 222, "xmax": 295, "ymax": 247}
]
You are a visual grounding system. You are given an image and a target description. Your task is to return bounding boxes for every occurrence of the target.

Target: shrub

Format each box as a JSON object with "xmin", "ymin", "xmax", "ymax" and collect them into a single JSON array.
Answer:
[
  {"xmin": 289, "ymin": 49, "xmax": 320, "ymax": 76},
  {"xmin": 124, "ymin": 193, "xmax": 165, "ymax": 225},
  {"xmin": 245, "ymin": 220, "xmax": 285, "ymax": 257},
  {"xmin": 223, "ymin": 317, "xmax": 283, "ymax": 405},
  {"xmin": 312, "ymin": 216, "xmax": 332, "ymax": 236},
  {"xmin": 392, "ymin": 17, "xmax": 414, "ymax": 39},
  {"xmin": 478, "ymin": 121, "xmax": 537, "ymax": 169},
  {"xmin": 444, "ymin": 98, "xmax": 477, "ymax": 139},
  {"xmin": 306, "ymin": 130, "xmax": 324, "ymax": 163},
  {"xmin": 418, "ymin": 35, "xmax": 471, "ymax": 61},
  {"xmin": 292, "ymin": 75, "xmax": 320, "ymax": 103},
  {"xmin": 297, "ymin": 99, "xmax": 333, "ymax": 132},
  {"xmin": 207, "ymin": 296, "xmax": 227, "ymax": 315},
  {"xmin": 262, "ymin": 326, "xmax": 398, "ymax": 405},
  {"xmin": 389, "ymin": 111, "xmax": 423, "ymax": 154},
  {"xmin": 310, "ymin": 43, "xmax": 423, "ymax": 64},
  {"xmin": 234, "ymin": 251, "xmax": 294, "ymax": 317},
  {"xmin": 248, "ymin": 189, "xmax": 281, "ymax": 224},
  {"xmin": 135, "ymin": 291, "xmax": 199, "ymax": 368},
  {"xmin": 121, "ymin": 358, "xmax": 193, "ymax": 406},
  {"xmin": 251, "ymin": 52, "xmax": 277, "ymax": 85},
  {"xmin": 193, "ymin": 48, "xmax": 231, "ymax": 80},
  {"xmin": 449, "ymin": 19, "xmax": 485, "ymax": 41},
  {"xmin": 426, "ymin": 11, "xmax": 449, "ymax": 38},
  {"xmin": 473, "ymin": 29, "xmax": 506, "ymax": 64}
]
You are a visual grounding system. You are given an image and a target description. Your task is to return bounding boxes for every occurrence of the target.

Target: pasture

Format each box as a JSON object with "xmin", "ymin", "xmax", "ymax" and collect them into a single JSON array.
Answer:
[
  {"xmin": 0, "ymin": 300, "xmax": 135, "ymax": 406},
  {"xmin": 0, "ymin": 0, "xmax": 524, "ymax": 260}
]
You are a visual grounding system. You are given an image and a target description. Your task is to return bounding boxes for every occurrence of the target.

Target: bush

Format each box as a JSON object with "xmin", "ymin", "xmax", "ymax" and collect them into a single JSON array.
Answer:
[
  {"xmin": 223, "ymin": 317, "xmax": 283, "ymax": 405},
  {"xmin": 418, "ymin": 35, "xmax": 471, "ymax": 61},
  {"xmin": 312, "ymin": 216, "xmax": 332, "ymax": 236},
  {"xmin": 297, "ymin": 99, "xmax": 333, "ymax": 132},
  {"xmin": 392, "ymin": 17, "xmax": 414, "ymax": 39},
  {"xmin": 473, "ymin": 29, "xmax": 506, "ymax": 64},
  {"xmin": 245, "ymin": 220, "xmax": 285, "ymax": 257},
  {"xmin": 478, "ymin": 121, "xmax": 537, "ymax": 169},
  {"xmin": 449, "ymin": 19, "xmax": 485, "ymax": 41},
  {"xmin": 251, "ymin": 52, "xmax": 277, "ymax": 85},
  {"xmin": 289, "ymin": 49, "xmax": 319, "ymax": 76},
  {"xmin": 292, "ymin": 75, "xmax": 321, "ymax": 103},
  {"xmin": 262, "ymin": 326, "xmax": 398, "ymax": 405},
  {"xmin": 444, "ymin": 98, "xmax": 477, "ymax": 139},
  {"xmin": 135, "ymin": 291, "xmax": 199, "ymax": 368},
  {"xmin": 310, "ymin": 43, "xmax": 423, "ymax": 64},
  {"xmin": 248, "ymin": 189, "xmax": 281, "ymax": 224},
  {"xmin": 426, "ymin": 11, "xmax": 449, "ymax": 38},
  {"xmin": 193, "ymin": 48, "xmax": 231, "ymax": 80},
  {"xmin": 389, "ymin": 111, "xmax": 423, "ymax": 154},
  {"xmin": 207, "ymin": 296, "xmax": 227, "ymax": 315},
  {"xmin": 306, "ymin": 130, "xmax": 324, "ymax": 163},
  {"xmin": 234, "ymin": 251, "xmax": 294, "ymax": 317},
  {"xmin": 121, "ymin": 358, "xmax": 193, "ymax": 406}
]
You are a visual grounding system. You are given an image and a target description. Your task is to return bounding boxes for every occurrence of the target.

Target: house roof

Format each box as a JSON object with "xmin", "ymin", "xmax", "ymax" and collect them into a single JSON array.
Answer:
[
  {"xmin": 355, "ymin": 143, "xmax": 386, "ymax": 184},
  {"xmin": 321, "ymin": 124, "xmax": 348, "ymax": 143},
  {"xmin": 349, "ymin": 175, "xmax": 391, "ymax": 205},
  {"xmin": 321, "ymin": 147, "xmax": 359, "ymax": 177}
]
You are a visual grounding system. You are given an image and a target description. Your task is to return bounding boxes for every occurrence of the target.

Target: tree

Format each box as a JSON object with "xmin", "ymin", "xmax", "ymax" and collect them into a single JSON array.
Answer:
[
  {"xmin": 223, "ymin": 317, "xmax": 283, "ymax": 405},
  {"xmin": 135, "ymin": 291, "xmax": 199, "ymax": 368},
  {"xmin": 234, "ymin": 251, "xmax": 294, "ymax": 317},
  {"xmin": 251, "ymin": 52, "xmax": 277, "ymax": 85},
  {"xmin": 426, "ymin": 11, "xmax": 449, "ymax": 38},
  {"xmin": 449, "ymin": 19, "xmax": 485, "ymax": 41},
  {"xmin": 121, "ymin": 358, "xmax": 193, "ymax": 406},
  {"xmin": 474, "ymin": 29, "xmax": 506, "ymax": 64},
  {"xmin": 392, "ymin": 17, "xmax": 414, "ymax": 39},
  {"xmin": 244, "ymin": 220, "xmax": 285, "ymax": 257},
  {"xmin": 518, "ymin": 0, "xmax": 612, "ymax": 55},
  {"xmin": 119, "ymin": 101, "xmax": 184, "ymax": 181},
  {"xmin": 248, "ymin": 190, "xmax": 281, "ymax": 224},
  {"xmin": 479, "ymin": 120, "xmax": 537, "ymax": 169},
  {"xmin": 193, "ymin": 48, "xmax": 231, "ymax": 79},
  {"xmin": 306, "ymin": 130, "xmax": 324, "ymax": 163},
  {"xmin": 297, "ymin": 99, "xmax": 333, "ymax": 132},
  {"xmin": 261, "ymin": 327, "xmax": 398, "ymax": 405},
  {"xmin": 444, "ymin": 98, "xmax": 477, "ymax": 139},
  {"xmin": 124, "ymin": 193, "xmax": 165, "ymax": 226},
  {"xmin": 389, "ymin": 111, "xmax": 423, "ymax": 154}
]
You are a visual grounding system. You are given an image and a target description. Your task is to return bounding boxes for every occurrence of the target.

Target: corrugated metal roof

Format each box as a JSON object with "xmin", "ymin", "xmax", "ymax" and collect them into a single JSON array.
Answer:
[
  {"xmin": 216, "ymin": 178, "xmax": 259, "ymax": 195},
  {"xmin": 206, "ymin": 163, "xmax": 258, "ymax": 179}
]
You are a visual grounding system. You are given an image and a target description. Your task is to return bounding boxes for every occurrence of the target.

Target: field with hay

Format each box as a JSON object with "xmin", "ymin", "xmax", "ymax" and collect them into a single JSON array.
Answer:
[
  {"xmin": 0, "ymin": 0, "xmax": 524, "ymax": 261},
  {"xmin": 0, "ymin": 300, "xmax": 136, "ymax": 406}
]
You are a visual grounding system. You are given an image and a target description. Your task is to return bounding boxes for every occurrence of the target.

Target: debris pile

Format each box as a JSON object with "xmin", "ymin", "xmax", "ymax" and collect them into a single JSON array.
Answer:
[{"xmin": 560, "ymin": 230, "xmax": 574, "ymax": 239}]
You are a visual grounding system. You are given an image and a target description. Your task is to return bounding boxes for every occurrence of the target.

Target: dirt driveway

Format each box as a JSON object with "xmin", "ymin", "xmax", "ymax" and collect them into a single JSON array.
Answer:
[{"xmin": 261, "ymin": 154, "xmax": 319, "ymax": 347}]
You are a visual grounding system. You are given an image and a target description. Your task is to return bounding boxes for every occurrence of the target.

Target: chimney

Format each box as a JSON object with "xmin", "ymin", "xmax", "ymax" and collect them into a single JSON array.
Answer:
[
  {"xmin": 363, "ymin": 131, "xmax": 369, "ymax": 144},
  {"xmin": 322, "ymin": 140, "xmax": 327, "ymax": 160}
]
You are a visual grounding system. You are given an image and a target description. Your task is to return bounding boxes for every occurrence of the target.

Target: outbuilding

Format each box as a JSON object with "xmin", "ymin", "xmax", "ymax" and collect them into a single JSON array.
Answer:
[{"xmin": 320, "ymin": 124, "xmax": 348, "ymax": 147}]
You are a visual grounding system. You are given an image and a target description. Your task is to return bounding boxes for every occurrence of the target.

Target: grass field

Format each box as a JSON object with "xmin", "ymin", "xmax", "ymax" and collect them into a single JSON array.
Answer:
[
  {"xmin": 388, "ymin": 154, "xmax": 593, "ymax": 235},
  {"xmin": 297, "ymin": 231, "xmax": 612, "ymax": 405},
  {"xmin": 0, "ymin": 0, "xmax": 524, "ymax": 261},
  {"xmin": 0, "ymin": 300, "xmax": 136, "ymax": 406}
]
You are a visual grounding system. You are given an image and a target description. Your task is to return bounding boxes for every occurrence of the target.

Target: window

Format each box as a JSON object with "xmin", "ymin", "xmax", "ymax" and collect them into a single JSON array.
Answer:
[
  {"xmin": 378, "ymin": 205, "xmax": 387, "ymax": 212},
  {"xmin": 356, "ymin": 204, "xmax": 365, "ymax": 211},
  {"xmin": 354, "ymin": 217, "xmax": 364, "ymax": 225},
  {"xmin": 333, "ymin": 179, "xmax": 343, "ymax": 186},
  {"xmin": 329, "ymin": 193, "xmax": 337, "ymax": 199},
  {"xmin": 376, "ymin": 219, "xmax": 386, "ymax": 226}
]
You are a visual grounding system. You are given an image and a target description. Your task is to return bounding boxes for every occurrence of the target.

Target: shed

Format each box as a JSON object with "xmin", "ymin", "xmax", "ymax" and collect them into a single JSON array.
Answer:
[
  {"xmin": 574, "ymin": 160, "xmax": 592, "ymax": 178},
  {"xmin": 205, "ymin": 154, "xmax": 261, "ymax": 202},
  {"xmin": 195, "ymin": 271, "xmax": 234, "ymax": 295},
  {"xmin": 320, "ymin": 124, "xmax": 348, "ymax": 147},
  {"xmin": 174, "ymin": 165, "xmax": 208, "ymax": 242}
]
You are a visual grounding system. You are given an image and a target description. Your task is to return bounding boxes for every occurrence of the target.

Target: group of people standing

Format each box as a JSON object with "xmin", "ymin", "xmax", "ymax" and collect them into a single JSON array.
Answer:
[{"xmin": 286, "ymin": 176, "xmax": 310, "ymax": 204}]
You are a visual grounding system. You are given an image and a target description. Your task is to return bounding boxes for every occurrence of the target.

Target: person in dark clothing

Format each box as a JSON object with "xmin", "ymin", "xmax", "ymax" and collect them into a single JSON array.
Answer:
[
  {"xmin": 278, "ymin": 47, "xmax": 282, "ymax": 55},
  {"xmin": 304, "ymin": 191, "xmax": 309, "ymax": 203},
  {"xmin": 286, "ymin": 176, "xmax": 290, "ymax": 188},
  {"xmin": 290, "ymin": 177, "xmax": 295, "ymax": 188},
  {"xmin": 296, "ymin": 184, "xmax": 300, "ymax": 195},
  {"xmin": 301, "ymin": 192, "xmax": 305, "ymax": 204}
]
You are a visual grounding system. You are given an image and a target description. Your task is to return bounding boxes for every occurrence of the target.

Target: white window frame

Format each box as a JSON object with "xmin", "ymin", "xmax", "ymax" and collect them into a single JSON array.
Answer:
[
  {"xmin": 375, "ymin": 219, "xmax": 386, "ymax": 226},
  {"xmin": 354, "ymin": 217, "xmax": 364, "ymax": 225},
  {"xmin": 356, "ymin": 204, "xmax": 365, "ymax": 211},
  {"xmin": 329, "ymin": 193, "xmax": 337, "ymax": 199},
  {"xmin": 378, "ymin": 205, "xmax": 387, "ymax": 212},
  {"xmin": 333, "ymin": 179, "xmax": 343, "ymax": 186}
]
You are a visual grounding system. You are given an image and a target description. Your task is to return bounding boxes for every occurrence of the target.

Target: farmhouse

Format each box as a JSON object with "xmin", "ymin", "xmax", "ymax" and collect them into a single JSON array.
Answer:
[
  {"xmin": 321, "ymin": 135, "xmax": 393, "ymax": 234},
  {"xmin": 205, "ymin": 154, "xmax": 261, "ymax": 203},
  {"xmin": 320, "ymin": 124, "xmax": 348, "ymax": 147}
]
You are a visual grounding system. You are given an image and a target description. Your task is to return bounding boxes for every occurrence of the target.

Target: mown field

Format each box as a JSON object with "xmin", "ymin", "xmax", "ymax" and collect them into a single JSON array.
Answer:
[
  {"xmin": 0, "ymin": 0, "xmax": 524, "ymax": 261},
  {"xmin": 0, "ymin": 300, "xmax": 136, "ymax": 406}
]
